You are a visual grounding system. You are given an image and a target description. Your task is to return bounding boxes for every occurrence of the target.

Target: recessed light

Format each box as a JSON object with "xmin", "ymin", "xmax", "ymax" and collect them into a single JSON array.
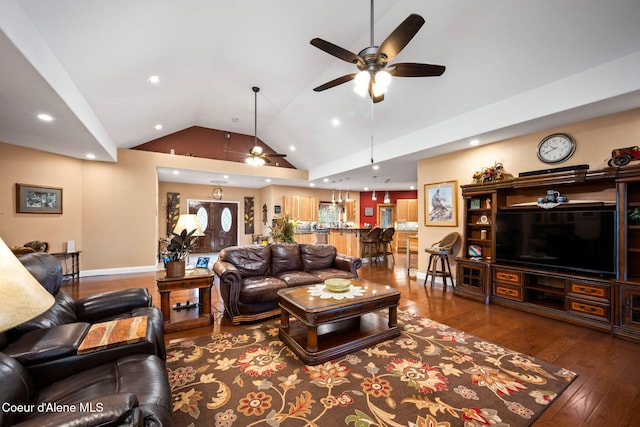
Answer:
[
  {"xmin": 323, "ymin": 178, "xmax": 329, "ymax": 182},
  {"xmin": 290, "ymin": 145, "xmax": 296, "ymax": 151},
  {"xmin": 410, "ymin": 185, "xmax": 415, "ymax": 190},
  {"xmin": 332, "ymin": 118, "xmax": 340, "ymax": 126},
  {"xmin": 470, "ymin": 139, "xmax": 480, "ymax": 146},
  {"xmin": 266, "ymin": 178, "xmax": 271, "ymax": 183},
  {"xmin": 154, "ymin": 124, "xmax": 163, "ymax": 130},
  {"xmin": 173, "ymin": 170, "xmax": 179, "ymax": 175},
  {"xmin": 147, "ymin": 75, "xmax": 160, "ymax": 84},
  {"xmin": 37, "ymin": 113, "xmax": 54, "ymax": 122},
  {"xmin": 364, "ymin": 187, "xmax": 369, "ymax": 191},
  {"xmin": 85, "ymin": 153, "xmax": 96, "ymax": 159},
  {"xmin": 372, "ymin": 165, "xmax": 380, "ymax": 170},
  {"xmin": 232, "ymin": 117, "xmax": 239, "ymax": 123},
  {"xmin": 223, "ymin": 175, "xmax": 229, "ymax": 179},
  {"xmin": 309, "ymin": 182, "xmax": 315, "ymax": 187}
]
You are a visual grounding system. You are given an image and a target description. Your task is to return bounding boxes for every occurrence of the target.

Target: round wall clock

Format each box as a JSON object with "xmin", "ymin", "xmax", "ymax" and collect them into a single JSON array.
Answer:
[
  {"xmin": 212, "ymin": 187, "xmax": 224, "ymax": 200},
  {"xmin": 536, "ymin": 133, "xmax": 576, "ymax": 164}
]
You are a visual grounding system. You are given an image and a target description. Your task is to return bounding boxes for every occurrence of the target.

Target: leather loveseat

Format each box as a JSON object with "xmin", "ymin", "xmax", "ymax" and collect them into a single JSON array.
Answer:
[
  {"xmin": 0, "ymin": 252, "xmax": 166, "ymax": 388},
  {"xmin": 213, "ymin": 243, "xmax": 362, "ymax": 324}
]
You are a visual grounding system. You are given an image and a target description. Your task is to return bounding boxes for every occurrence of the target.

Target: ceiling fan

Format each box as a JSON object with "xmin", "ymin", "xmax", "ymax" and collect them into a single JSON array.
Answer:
[
  {"xmin": 245, "ymin": 86, "xmax": 286, "ymax": 166},
  {"xmin": 310, "ymin": 0, "xmax": 445, "ymax": 103}
]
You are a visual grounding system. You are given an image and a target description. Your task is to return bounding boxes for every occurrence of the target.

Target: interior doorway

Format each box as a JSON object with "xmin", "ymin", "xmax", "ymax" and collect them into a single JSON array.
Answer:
[{"xmin": 188, "ymin": 200, "xmax": 238, "ymax": 253}]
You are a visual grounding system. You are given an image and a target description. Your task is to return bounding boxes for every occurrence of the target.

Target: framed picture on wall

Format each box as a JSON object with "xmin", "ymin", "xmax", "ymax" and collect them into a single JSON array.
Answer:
[
  {"xmin": 16, "ymin": 183, "xmax": 63, "ymax": 214},
  {"xmin": 364, "ymin": 207, "xmax": 374, "ymax": 217},
  {"xmin": 424, "ymin": 180, "xmax": 457, "ymax": 226}
]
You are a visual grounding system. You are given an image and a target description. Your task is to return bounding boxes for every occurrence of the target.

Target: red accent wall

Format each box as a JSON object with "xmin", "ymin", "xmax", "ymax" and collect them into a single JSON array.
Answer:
[
  {"xmin": 359, "ymin": 190, "xmax": 418, "ymax": 227},
  {"xmin": 132, "ymin": 126, "xmax": 295, "ymax": 168}
]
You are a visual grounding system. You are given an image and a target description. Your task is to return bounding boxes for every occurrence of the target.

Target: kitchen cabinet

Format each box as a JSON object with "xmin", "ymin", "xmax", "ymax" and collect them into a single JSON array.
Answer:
[
  {"xmin": 282, "ymin": 196, "xmax": 318, "ymax": 221},
  {"xmin": 396, "ymin": 199, "xmax": 418, "ymax": 222},
  {"xmin": 344, "ymin": 200, "xmax": 356, "ymax": 223}
]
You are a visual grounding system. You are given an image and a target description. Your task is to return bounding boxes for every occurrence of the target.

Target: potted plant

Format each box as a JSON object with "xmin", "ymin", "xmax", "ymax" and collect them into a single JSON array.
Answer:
[
  {"xmin": 270, "ymin": 213, "xmax": 296, "ymax": 243},
  {"xmin": 164, "ymin": 228, "xmax": 198, "ymax": 277},
  {"xmin": 629, "ymin": 208, "xmax": 640, "ymax": 225}
]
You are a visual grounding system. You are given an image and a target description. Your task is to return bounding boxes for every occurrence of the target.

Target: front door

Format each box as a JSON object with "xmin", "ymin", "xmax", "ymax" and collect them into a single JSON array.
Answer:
[{"xmin": 188, "ymin": 200, "xmax": 238, "ymax": 253}]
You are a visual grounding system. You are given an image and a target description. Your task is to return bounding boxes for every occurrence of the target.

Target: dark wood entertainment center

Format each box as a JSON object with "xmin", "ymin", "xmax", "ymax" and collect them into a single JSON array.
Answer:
[{"xmin": 454, "ymin": 164, "xmax": 640, "ymax": 343}]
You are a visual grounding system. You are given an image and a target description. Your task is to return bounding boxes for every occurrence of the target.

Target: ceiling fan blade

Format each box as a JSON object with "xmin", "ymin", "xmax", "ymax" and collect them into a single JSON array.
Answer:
[
  {"xmin": 313, "ymin": 73, "xmax": 357, "ymax": 92},
  {"xmin": 264, "ymin": 153, "xmax": 287, "ymax": 157},
  {"xmin": 389, "ymin": 62, "xmax": 446, "ymax": 77},
  {"xmin": 310, "ymin": 38, "xmax": 364, "ymax": 66},
  {"xmin": 376, "ymin": 14, "xmax": 425, "ymax": 64}
]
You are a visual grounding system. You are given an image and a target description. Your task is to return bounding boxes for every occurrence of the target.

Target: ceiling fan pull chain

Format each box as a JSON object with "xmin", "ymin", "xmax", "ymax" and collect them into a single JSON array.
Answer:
[{"xmin": 370, "ymin": 101, "xmax": 375, "ymax": 163}]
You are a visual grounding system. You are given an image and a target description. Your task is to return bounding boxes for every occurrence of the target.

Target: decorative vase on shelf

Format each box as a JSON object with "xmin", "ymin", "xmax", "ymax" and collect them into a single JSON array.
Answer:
[{"xmin": 166, "ymin": 260, "xmax": 186, "ymax": 278}]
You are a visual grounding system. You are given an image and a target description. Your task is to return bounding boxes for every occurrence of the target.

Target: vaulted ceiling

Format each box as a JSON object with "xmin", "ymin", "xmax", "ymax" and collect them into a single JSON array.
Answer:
[{"xmin": 1, "ymin": 0, "xmax": 640, "ymax": 190}]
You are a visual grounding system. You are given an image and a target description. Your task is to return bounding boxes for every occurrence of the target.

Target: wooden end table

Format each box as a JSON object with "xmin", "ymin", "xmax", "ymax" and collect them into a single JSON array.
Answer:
[
  {"xmin": 278, "ymin": 278, "xmax": 400, "ymax": 365},
  {"xmin": 156, "ymin": 268, "xmax": 214, "ymax": 333}
]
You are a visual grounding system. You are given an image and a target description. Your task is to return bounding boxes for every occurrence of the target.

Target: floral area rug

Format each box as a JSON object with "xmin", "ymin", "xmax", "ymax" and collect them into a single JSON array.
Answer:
[{"xmin": 167, "ymin": 310, "xmax": 577, "ymax": 427}]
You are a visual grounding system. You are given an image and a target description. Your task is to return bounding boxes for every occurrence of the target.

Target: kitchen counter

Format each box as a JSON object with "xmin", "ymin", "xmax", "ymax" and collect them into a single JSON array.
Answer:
[{"xmin": 327, "ymin": 228, "xmax": 369, "ymax": 257}]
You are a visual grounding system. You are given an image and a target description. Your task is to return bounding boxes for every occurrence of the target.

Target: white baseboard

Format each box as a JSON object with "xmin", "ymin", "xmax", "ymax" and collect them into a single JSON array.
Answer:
[{"xmin": 80, "ymin": 264, "xmax": 158, "ymax": 277}]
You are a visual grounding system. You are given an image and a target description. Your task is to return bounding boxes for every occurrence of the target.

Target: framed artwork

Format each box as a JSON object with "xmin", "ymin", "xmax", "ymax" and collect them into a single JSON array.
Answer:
[
  {"xmin": 424, "ymin": 180, "xmax": 457, "ymax": 226},
  {"xmin": 196, "ymin": 256, "xmax": 210, "ymax": 268},
  {"xmin": 16, "ymin": 183, "xmax": 63, "ymax": 214},
  {"xmin": 364, "ymin": 207, "xmax": 374, "ymax": 217},
  {"xmin": 274, "ymin": 205, "xmax": 282, "ymax": 214}
]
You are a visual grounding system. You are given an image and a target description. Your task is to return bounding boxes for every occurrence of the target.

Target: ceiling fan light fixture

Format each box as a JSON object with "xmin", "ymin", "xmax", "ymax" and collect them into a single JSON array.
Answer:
[
  {"xmin": 375, "ymin": 70, "xmax": 391, "ymax": 87},
  {"xmin": 353, "ymin": 71, "xmax": 371, "ymax": 97}
]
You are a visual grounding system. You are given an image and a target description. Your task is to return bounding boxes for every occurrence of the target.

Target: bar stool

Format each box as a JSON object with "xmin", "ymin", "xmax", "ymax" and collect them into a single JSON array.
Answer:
[
  {"xmin": 424, "ymin": 232, "xmax": 460, "ymax": 289},
  {"xmin": 378, "ymin": 227, "xmax": 395, "ymax": 263},
  {"xmin": 360, "ymin": 227, "xmax": 382, "ymax": 263}
]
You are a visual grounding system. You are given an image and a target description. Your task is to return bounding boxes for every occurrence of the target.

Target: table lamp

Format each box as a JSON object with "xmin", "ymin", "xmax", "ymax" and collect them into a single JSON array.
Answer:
[
  {"xmin": 0, "ymin": 237, "xmax": 55, "ymax": 333},
  {"xmin": 172, "ymin": 214, "xmax": 205, "ymax": 237}
]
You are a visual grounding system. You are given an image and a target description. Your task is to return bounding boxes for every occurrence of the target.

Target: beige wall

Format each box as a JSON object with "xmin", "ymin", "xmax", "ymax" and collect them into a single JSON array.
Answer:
[
  {"xmin": 417, "ymin": 107, "xmax": 640, "ymax": 274},
  {"xmin": 2, "ymin": 107, "xmax": 638, "ymax": 276}
]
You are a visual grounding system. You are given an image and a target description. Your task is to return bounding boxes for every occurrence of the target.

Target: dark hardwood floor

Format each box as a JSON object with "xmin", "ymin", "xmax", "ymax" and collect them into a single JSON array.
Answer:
[{"xmin": 64, "ymin": 253, "xmax": 640, "ymax": 426}]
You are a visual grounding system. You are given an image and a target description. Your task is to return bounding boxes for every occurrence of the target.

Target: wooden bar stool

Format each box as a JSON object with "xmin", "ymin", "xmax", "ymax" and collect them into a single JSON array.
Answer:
[
  {"xmin": 424, "ymin": 232, "xmax": 460, "ymax": 289},
  {"xmin": 360, "ymin": 227, "xmax": 382, "ymax": 263}
]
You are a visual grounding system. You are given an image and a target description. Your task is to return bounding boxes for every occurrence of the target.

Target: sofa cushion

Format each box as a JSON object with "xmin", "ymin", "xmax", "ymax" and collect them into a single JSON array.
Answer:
[
  {"xmin": 239, "ymin": 276, "xmax": 287, "ymax": 304},
  {"xmin": 276, "ymin": 271, "xmax": 322, "ymax": 287},
  {"xmin": 310, "ymin": 268, "xmax": 357, "ymax": 281},
  {"xmin": 300, "ymin": 244, "xmax": 336, "ymax": 271},
  {"xmin": 271, "ymin": 244, "xmax": 303, "ymax": 276},
  {"xmin": 219, "ymin": 245, "xmax": 271, "ymax": 277}
]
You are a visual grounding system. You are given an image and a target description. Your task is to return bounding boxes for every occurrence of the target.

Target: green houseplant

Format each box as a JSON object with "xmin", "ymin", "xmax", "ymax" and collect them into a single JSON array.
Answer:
[
  {"xmin": 164, "ymin": 228, "xmax": 198, "ymax": 277},
  {"xmin": 270, "ymin": 213, "xmax": 296, "ymax": 243}
]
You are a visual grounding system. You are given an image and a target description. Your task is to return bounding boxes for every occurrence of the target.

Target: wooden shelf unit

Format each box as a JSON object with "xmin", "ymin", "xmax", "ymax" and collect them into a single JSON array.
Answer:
[{"xmin": 456, "ymin": 165, "xmax": 640, "ymax": 342}]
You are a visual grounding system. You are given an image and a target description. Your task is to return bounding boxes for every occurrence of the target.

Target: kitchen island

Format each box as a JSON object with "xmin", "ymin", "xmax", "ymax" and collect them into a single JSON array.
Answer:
[{"xmin": 327, "ymin": 228, "xmax": 369, "ymax": 258}]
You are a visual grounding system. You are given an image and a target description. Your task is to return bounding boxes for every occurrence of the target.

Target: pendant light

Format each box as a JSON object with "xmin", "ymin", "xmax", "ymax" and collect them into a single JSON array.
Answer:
[
  {"xmin": 331, "ymin": 182, "xmax": 336, "ymax": 204},
  {"xmin": 383, "ymin": 178, "xmax": 391, "ymax": 203},
  {"xmin": 345, "ymin": 178, "xmax": 351, "ymax": 201},
  {"xmin": 246, "ymin": 86, "xmax": 266, "ymax": 166},
  {"xmin": 338, "ymin": 180, "xmax": 343, "ymax": 203},
  {"xmin": 372, "ymin": 189, "xmax": 377, "ymax": 201}
]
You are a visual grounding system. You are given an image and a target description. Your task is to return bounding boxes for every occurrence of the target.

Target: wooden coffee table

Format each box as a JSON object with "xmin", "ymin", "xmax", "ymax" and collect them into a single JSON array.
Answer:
[{"xmin": 278, "ymin": 278, "xmax": 400, "ymax": 365}]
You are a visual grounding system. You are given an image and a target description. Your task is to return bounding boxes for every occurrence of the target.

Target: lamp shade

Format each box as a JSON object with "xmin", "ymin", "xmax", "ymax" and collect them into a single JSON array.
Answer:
[
  {"xmin": 0, "ymin": 237, "xmax": 55, "ymax": 333},
  {"xmin": 172, "ymin": 214, "xmax": 205, "ymax": 236}
]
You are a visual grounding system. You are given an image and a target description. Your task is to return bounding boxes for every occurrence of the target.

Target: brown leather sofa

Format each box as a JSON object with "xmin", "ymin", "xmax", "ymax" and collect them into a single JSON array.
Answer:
[
  {"xmin": 213, "ymin": 243, "xmax": 362, "ymax": 324},
  {"xmin": 0, "ymin": 252, "xmax": 166, "ymax": 388},
  {"xmin": 0, "ymin": 351, "xmax": 172, "ymax": 427}
]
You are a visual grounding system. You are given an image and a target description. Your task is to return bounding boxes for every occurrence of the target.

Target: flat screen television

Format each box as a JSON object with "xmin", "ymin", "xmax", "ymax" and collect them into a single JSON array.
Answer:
[{"xmin": 494, "ymin": 209, "xmax": 616, "ymax": 277}]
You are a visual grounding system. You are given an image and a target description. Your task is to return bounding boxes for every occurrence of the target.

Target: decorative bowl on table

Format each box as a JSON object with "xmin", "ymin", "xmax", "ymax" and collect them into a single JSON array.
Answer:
[{"xmin": 324, "ymin": 278, "xmax": 351, "ymax": 292}]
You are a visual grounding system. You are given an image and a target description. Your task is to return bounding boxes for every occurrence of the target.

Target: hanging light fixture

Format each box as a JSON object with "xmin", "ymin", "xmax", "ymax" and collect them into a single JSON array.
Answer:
[
  {"xmin": 345, "ymin": 178, "xmax": 351, "ymax": 201},
  {"xmin": 383, "ymin": 178, "xmax": 391, "ymax": 203},
  {"xmin": 372, "ymin": 189, "xmax": 377, "ymax": 201},
  {"xmin": 338, "ymin": 180, "xmax": 343, "ymax": 203},
  {"xmin": 246, "ymin": 86, "xmax": 266, "ymax": 166},
  {"xmin": 331, "ymin": 182, "xmax": 336, "ymax": 204}
]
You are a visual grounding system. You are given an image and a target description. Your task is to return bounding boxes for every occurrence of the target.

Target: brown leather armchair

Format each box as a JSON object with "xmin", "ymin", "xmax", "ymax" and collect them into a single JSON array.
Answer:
[
  {"xmin": 0, "ymin": 351, "xmax": 172, "ymax": 427},
  {"xmin": 0, "ymin": 253, "xmax": 166, "ymax": 388}
]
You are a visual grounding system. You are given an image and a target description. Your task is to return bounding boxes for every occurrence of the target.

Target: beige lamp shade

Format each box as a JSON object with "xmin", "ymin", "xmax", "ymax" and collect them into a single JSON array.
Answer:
[
  {"xmin": 172, "ymin": 214, "xmax": 205, "ymax": 236},
  {"xmin": 0, "ymin": 237, "xmax": 55, "ymax": 333}
]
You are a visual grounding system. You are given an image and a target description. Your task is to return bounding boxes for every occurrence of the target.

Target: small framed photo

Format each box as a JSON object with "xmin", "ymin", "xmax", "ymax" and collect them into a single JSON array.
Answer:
[
  {"xmin": 469, "ymin": 198, "xmax": 481, "ymax": 210},
  {"xmin": 16, "ymin": 183, "xmax": 63, "ymax": 214},
  {"xmin": 196, "ymin": 256, "xmax": 210, "ymax": 268},
  {"xmin": 274, "ymin": 205, "xmax": 282, "ymax": 214},
  {"xmin": 468, "ymin": 244, "xmax": 482, "ymax": 258},
  {"xmin": 364, "ymin": 207, "xmax": 374, "ymax": 217}
]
